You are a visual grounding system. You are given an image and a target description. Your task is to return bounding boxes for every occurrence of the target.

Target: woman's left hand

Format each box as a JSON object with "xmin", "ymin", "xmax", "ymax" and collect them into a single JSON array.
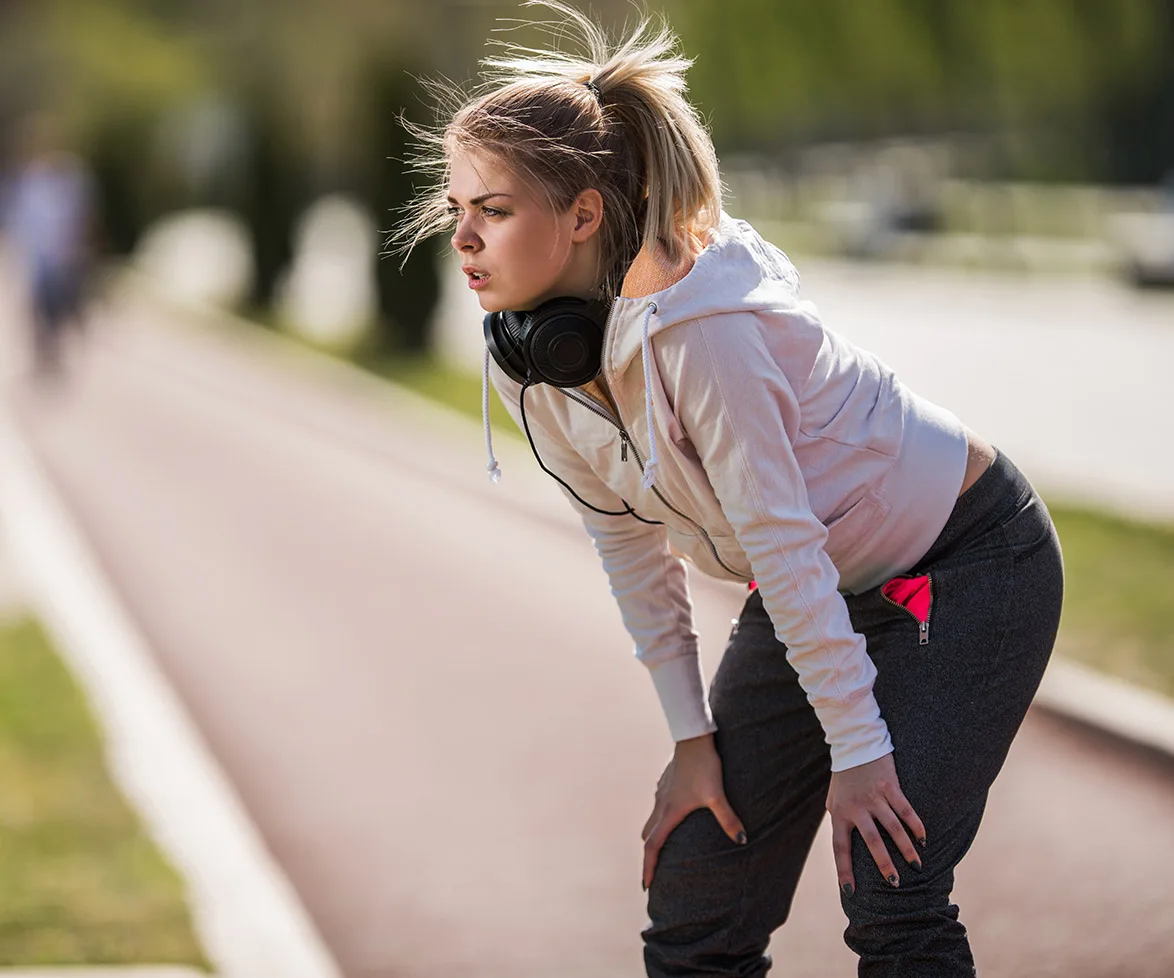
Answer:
[{"xmin": 826, "ymin": 752, "xmax": 926, "ymax": 897}]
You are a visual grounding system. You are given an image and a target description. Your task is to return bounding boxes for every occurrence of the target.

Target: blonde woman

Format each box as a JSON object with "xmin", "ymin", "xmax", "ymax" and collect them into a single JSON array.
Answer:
[{"xmin": 393, "ymin": 4, "xmax": 1063, "ymax": 975}]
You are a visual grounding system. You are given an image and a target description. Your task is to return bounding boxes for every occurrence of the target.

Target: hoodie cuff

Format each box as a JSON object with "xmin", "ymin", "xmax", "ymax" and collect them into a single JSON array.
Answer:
[
  {"xmin": 821, "ymin": 696, "xmax": 894, "ymax": 772},
  {"xmin": 647, "ymin": 653, "xmax": 718, "ymax": 742}
]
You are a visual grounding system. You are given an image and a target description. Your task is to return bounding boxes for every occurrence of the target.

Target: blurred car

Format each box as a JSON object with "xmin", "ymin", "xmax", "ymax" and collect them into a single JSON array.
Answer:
[
  {"xmin": 1109, "ymin": 179, "xmax": 1174, "ymax": 288},
  {"xmin": 1110, "ymin": 211, "xmax": 1174, "ymax": 287}
]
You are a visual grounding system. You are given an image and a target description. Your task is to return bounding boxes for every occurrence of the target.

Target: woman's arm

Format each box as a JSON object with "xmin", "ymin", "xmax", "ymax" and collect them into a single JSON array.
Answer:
[
  {"xmin": 494, "ymin": 383, "xmax": 715, "ymax": 742},
  {"xmin": 660, "ymin": 313, "xmax": 925, "ymax": 891},
  {"xmin": 496, "ymin": 390, "xmax": 748, "ymax": 885},
  {"xmin": 662, "ymin": 313, "xmax": 892, "ymax": 771}
]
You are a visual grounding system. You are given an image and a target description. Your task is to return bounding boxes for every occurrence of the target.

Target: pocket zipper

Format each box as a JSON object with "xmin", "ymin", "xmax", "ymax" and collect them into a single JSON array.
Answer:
[{"xmin": 881, "ymin": 574, "xmax": 933, "ymax": 645}]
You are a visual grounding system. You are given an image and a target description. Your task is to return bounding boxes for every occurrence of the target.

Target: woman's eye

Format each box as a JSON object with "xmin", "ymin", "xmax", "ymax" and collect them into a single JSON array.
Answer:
[
  {"xmin": 482, "ymin": 206, "xmax": 504, "ymax": 218},
  {"xmin": 444, "ymin": 205, "xmax": 461, "ymax": 218}
]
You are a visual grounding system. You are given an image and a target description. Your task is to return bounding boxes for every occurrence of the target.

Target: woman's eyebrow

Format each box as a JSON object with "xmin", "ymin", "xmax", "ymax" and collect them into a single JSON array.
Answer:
[{"xmin": 446, "ymin": 192, "xmax": 514, "ymax": 205}]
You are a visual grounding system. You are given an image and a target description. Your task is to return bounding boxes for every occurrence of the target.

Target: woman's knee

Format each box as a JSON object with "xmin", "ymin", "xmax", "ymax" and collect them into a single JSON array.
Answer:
[
  {"xmin": 641, "ymin": 808, "xmax": 782, "ymax": 978},
  {"xmin": 839, "ymin": 829, "xmax": 976, "ymax": 976},
  {"xmin": 842, "ymin": 875, "xmax": 973, "ymax": 975}
]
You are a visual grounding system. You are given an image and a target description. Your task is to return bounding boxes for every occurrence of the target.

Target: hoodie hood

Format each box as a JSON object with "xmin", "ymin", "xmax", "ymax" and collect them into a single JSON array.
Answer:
[{"xmin": 606, "ymin": 212, "xmax": 802, "ymax": 375}]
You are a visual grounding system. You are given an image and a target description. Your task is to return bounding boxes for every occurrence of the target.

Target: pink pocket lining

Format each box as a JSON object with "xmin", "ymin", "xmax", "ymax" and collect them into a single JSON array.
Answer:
[{"xmin": 881, "ymin": 575, "xmax": 932, "ymax": 624}]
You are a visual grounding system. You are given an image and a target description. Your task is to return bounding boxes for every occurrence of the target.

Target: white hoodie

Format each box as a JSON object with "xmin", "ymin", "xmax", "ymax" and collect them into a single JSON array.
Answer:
[{"xmin": 484, "ymin": 213, "xmax": 968, "ymax": 771}]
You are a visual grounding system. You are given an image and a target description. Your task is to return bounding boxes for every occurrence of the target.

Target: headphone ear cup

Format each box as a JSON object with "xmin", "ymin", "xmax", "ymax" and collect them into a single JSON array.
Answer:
[
  {"xmin": 525, "ymin": 299, "xmax": 605, "ymax": 388},
  {"xmin": 483, "ymin": 310, "xmax": 530, "ymax": 384}
]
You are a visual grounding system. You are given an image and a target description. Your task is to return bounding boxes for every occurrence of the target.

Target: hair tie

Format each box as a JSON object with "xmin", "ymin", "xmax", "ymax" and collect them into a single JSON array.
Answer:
[{"xmin": 583, "ymin": 79, "xmax": 604, "ymax": 105}]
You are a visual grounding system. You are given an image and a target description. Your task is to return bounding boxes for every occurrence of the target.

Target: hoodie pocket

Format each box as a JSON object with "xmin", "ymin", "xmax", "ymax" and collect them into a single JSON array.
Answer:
[
  {"xmin": 881, "ymin": 574, "xmax": 934, "ymax": 645},
  {"xmin": 824, "ymin": 490, "xmax": 890, "ymax": 558}
]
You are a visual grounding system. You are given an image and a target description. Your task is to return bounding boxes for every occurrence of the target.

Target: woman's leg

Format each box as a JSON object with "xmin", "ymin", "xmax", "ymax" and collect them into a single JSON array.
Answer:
[
  {"xmin": 642, "ymin": 589, "xmax": 831, "ymax": 978},
  {"xmin": 840, "ymin": 453, "xmax": 1064, "ymax": 976}
]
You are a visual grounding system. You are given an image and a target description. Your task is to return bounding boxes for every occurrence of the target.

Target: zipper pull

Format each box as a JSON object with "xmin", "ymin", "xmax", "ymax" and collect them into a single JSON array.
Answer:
[
  {"xmin": 919, "ymin": 620, "xmax": 930, "ymax": 645},
  {"xmin": 620, "ymin": 433, "xmax": 629, "ymax": 462}
]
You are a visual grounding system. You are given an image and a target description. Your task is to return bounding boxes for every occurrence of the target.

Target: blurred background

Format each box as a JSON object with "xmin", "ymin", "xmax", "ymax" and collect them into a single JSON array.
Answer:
[
  {"xmin": 3, "ymin": 0, "xmax": 1174, "ymax": 359},
  {"xmin": 1, "ymin": 2, "xmax": 1173, "ymax": 975}
]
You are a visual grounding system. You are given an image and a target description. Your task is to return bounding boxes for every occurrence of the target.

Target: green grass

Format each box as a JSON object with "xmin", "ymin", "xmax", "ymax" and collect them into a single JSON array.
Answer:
[
  {"xmin": 1048, "ymin": 506, "xmax": 1174, "ymax": 697},
  {"xmin": 371, "ymin": 356, "xmax": 1174, "ymax": 699},
  {"xmin": 0, "ymin": 615, "xmax": 209, "ymax": 968}
]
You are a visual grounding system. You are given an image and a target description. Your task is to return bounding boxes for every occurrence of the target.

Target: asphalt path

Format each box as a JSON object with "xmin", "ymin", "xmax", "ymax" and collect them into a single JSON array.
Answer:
[{"xmin": 3, "ymin": 284, "xmax": 1174, "ymax": 977}]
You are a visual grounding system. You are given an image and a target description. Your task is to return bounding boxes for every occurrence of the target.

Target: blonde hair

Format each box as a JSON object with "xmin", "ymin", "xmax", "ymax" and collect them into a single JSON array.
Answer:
[{"xmin": 389, "ymin": 0, "xmax": 722, "ymax": 302}]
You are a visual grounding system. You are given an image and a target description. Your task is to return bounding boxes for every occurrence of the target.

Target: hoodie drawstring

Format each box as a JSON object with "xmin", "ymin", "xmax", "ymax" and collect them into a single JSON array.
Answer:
[
  {"xmin": 483, "ymin": 348, "xmax": 502, "ymax": 483},
  {"xmin": 483, "ymin": 300, "xmax": 658, "ymax": 490},
  {"xmin": 640, "ymin": 301, "xmax": 659, "ymax": 491}
]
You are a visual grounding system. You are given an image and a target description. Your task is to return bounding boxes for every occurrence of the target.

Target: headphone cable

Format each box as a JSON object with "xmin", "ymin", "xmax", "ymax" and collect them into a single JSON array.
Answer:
[{"xmin": 519, "ymin": 381, "xmax": 663, "ymax": 525}]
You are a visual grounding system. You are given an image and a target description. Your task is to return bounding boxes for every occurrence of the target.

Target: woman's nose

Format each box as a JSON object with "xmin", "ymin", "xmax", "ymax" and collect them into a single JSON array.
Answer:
[{"xmin": 451, "ymin": 218, "xmax": 481, "ymax": 253}]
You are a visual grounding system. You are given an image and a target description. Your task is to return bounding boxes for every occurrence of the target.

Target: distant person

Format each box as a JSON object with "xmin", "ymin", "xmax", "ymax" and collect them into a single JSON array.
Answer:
[
  {"xmin": 392, "ymin": 3, "xmax": 1064, "ymax": 976},
  {"xmin": 0, "ymin": 115, "xmax": 97, "ymax": 380}
]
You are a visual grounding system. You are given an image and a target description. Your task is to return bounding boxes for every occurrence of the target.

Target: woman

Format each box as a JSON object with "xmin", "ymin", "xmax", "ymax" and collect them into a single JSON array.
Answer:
[{"xmin": 393, "ymin": 4, "xmax": 1064, "ymax": 975}]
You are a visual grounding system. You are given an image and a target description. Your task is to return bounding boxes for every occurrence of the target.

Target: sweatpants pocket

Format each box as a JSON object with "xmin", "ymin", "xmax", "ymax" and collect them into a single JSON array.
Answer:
[{"xmin": 880, "ymin": 574, "xmax": 934, "ymax": 645}]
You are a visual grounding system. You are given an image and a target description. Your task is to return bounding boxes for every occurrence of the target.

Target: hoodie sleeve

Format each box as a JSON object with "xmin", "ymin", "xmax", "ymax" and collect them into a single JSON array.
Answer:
[
  {"xmin": 662, "ymin": 314, "xmax": 893, "ymax": 772},
  {"xmin": 497, "ymin": 389, "xmax": 717, "ymax": 744}
]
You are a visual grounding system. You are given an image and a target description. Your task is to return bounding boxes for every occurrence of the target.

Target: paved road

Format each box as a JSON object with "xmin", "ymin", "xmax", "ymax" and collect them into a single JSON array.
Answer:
[{"xmin": 3, "ymin": 284, "xmax": 1174, "ymax": 977}]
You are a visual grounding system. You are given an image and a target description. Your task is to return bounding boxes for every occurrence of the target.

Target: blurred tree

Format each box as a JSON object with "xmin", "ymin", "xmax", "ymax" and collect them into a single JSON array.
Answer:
[
  {"xmin": 351, "ymin": 56, "xmax": 441, "ymax": 356},
  {"xmin": 83, "ymin": 112, "xmax": 162, "ymax": 256},
  {"xmin": 1084, "ymin": 0, "xmax": 1174, "ymax": 183},
  {"xmin": 235, "ymin": 79, "xmax": 311, "ymax": 311},
  {"xmin": 672, "ymin": 0, "xmax": 1174, "ymax": 183}
]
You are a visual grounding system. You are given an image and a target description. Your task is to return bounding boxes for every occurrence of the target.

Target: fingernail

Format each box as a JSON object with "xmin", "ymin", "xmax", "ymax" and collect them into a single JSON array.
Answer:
[
  {"xmin": 641, "ymin": 880, "xmax": 647, "ymax": 892},
  {"xmin": 841, "ymin": 882, "xmax": 854, "ymax": 898},
  {"xmin": 910, "ymin": 859, "xmax": 923, "ymax": 873},
  {"xmin": 736, "ymin": 831, "xmax": 747, "ymax": 845},
  {"xmin": 917, "ymin": 836, "xmax": 927, "ymax": 849},
  {"xmin": 887, "ymin": 873, "xmax": 900, "ymax": 888}
]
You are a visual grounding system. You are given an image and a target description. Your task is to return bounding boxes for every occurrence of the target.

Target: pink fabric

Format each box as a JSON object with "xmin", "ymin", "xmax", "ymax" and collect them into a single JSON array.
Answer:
[{"xmin": 882, "ymin": 575, "xmax": 931, "ymax": 623}]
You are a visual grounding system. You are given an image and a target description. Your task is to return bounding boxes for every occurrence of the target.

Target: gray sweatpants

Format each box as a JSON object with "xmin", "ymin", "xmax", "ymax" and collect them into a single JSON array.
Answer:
[{"xmin": 642, "ymin": 449, "xmax": 1065, "ymax": 977}]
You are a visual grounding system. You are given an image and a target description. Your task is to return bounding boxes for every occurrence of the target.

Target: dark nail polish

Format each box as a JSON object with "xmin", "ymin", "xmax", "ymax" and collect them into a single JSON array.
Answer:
[
  {"xmin": 887, "ymin": 874, "xmax": 900, "ymax": 887},
  {"xmin": 917, "ymin": 836, "xmax": 928, "ymax": 849},
  {"xmin": 736, "ymin": 831, "xmax": 747, "ymax": 845},
  {"xmin": 841, "ymin": 882, "xmax": 854, "ymax": 898},
  {"xmin": 642, "ymin": 880, "xmax": 647, "ymax": 892},
  {"xmin": 910, "ymin": 859, "xmax": 923, "ymax": 873}
]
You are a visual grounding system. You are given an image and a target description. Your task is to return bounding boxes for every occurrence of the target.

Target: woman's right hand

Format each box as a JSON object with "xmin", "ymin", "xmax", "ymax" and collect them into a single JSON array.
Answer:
[{"xmin": 641, "ymin": 733, "xmax": 748, "ymax": 890}]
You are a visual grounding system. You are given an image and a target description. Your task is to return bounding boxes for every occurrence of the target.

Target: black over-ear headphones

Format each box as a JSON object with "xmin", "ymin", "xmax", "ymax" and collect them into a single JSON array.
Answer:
[{"xmin": 483, "ymin": 296, "xmax": 610, "ymax": 388}]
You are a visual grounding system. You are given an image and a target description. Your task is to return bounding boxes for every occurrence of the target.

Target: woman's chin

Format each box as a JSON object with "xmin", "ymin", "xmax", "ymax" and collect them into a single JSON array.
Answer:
[{"xmin": 476, "ymin": 293, "xmax": 509, "ymax": 314}]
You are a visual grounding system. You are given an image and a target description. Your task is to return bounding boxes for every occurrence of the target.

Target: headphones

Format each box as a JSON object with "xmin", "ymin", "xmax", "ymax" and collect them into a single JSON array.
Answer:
[{"xmin": 483, "ymin": 296, "xmax": 610, "ymax": 388}]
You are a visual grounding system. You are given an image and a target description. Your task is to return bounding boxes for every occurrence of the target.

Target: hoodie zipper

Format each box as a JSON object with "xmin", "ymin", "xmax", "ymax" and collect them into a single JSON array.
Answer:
[
  {"xmin": 559, "ymin": 386, "xmax": 746, "ymax": 580},
  {"xmin": 880, "ymin": 575, "xmax": 933, "ymax": 645}
]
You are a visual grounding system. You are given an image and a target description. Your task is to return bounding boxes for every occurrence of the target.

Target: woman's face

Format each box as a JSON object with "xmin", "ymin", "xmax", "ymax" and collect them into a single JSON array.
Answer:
[{"xmin": 446, "ymin": 149, "xmax": 601, "ymax": 313}]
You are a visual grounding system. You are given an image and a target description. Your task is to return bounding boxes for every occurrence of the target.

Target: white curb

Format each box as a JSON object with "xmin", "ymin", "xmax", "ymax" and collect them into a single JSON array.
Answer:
[{"xmin": 0, "ymin": 410, "xmax": 341, "ymax": 978}]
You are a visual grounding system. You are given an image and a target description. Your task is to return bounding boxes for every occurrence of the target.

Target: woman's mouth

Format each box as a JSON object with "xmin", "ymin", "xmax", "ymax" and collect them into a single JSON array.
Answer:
[{"xmin": 465, "ymin": 270, "xmax": 491, "ymax": 291}]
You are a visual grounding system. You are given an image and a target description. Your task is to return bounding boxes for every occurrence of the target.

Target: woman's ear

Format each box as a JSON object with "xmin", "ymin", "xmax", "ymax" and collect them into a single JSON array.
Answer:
[{"xmin": 570, "ymin": 188, "xmax": 604, "ymax": 243}]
